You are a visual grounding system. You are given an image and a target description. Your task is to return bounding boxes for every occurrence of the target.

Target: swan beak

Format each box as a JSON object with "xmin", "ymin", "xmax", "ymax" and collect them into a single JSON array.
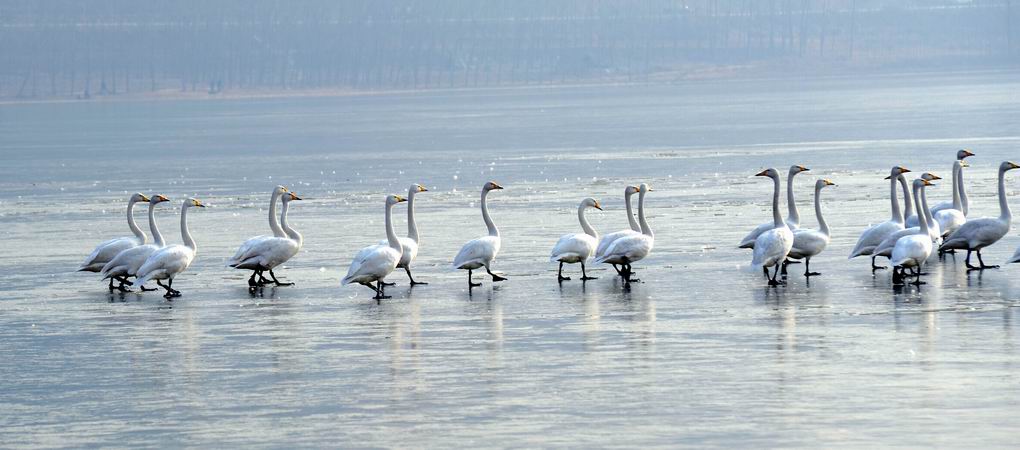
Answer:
[
  {"xmin": 1009, "ymin": 161, "xmax": 1020, "ymax": 169},
  {"xmin": 922, "ymin": 180, "xmax": 935, "ymax": 186},
  {"xmin": 755, "ymin": 170, "xmax": 769, "ymax": 177},
  {"xmin": 139, "ymin": 194, "xmax": 151, "ymax": 202},
  {"xmin": 419, "ymin": 185, "xmax": 428, "ymax": 192},
  {"xmin": 824, "ymin": 179, "xmax": 836, "ymax": 186},
  {"xmin": 156, "ymin": 195, "xmax": 170, "ymax": 203},
  {"xmin": 193, "ymin": 199, "xmax": 206, "ymax": 208},
  {"xmin": 290, "ymin": 193, "xmax": 303, "ymax": 201},
  {"xmin": 963, "ymin": 149, "xmax": 975, "ymax": 157},
  {"xmin": 492, "ymin": 183, "xmax": 504, "ymax": 190},
  {"xmin": 929, "ymin": 174, "xmax": 942, "ymax": 180},
  {"xmin": 798, "ymin": 165, "xmax": 809, "ymax": 172},
  {"xmin": 594, "ymin": 202, "xmax": 603, "ymax": 211},
  {"xmin": 396, "ymin": 195, "xmax": 408, "ymax": 202}
]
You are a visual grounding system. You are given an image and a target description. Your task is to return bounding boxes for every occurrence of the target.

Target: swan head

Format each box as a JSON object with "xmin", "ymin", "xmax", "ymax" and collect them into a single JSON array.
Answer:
[
  {"xmin": 412, "ymin": 184, "xmax": 428, "ymax": 193},
  {"xmin": 921, "ymin": 173, "xmax": 941, "ymax": 182},
  {"xmin": 957, "ymin": 149, "xmax": 975, "ymax": 160},
  {"xmin": 130, "ymin": 193, "xmax": 150, "ymax": 204},
  {"xmin": 816, "ymin": 179, "xmax": 836, "ymax": 189},
  {"xmin": 638, "ymin": 183, "xmax": 653, "ymax": 193},
  {"xmin": 186, "ymin": 198, "xmax": 206, "ymax": 208},
  {"xmin": 386, "ymin": 194, "xmax": 408, "ymax": 206},
  {"xmin": 282, "ymin": 192, "xmax": 302, "ymax": 203},
  {"xmin": 581, "ymin": 197, "xmax": 603, "ymax": 211},
  {"xmin": 150, "ymin": 194, "xmax": 170, "ymax": 204},
  {"xmin": 625, "ymin": 185, "xmax": 640, "ymax": 196},
  {"xmin": 755, "ymin": 168, "xmax": 780, "ymax": 179},
  {"xmin": 913, "ymin": 178, "xmax": 935, "ymax": 189},
  {"xmin": 483, "ymin": 181, "xmax": 504, "ymax": 191},
  {"xmin": 884, "ymin": 166, "xmax": 911, "ymax": 179},
  {"xmin": 790, "ymin": 165, "xmax": 810, "ymax": 175},
  {"xmin": 1001, "ymin": 161, "xmax": 1020, "ymax": 172}
]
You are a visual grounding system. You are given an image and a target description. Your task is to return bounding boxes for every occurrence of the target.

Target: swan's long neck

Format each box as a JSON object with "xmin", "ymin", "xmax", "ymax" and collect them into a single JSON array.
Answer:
[
  {"xmin": 890, "ymin": 175, "xmax": 903, "ymax": 223},
  {"xmin": 898, "ymin": 175, "xmax": 913, "ymax": 220},
  {"xmin": 481, "ymin": 189, "xmax": 499, "ymax": 237},
  {"xmin": 636, "ymin": 188, "xmax": 652, "ymax": 237},
  {"xmin": 786, "ymin": 170, "xmax": 800, "ymax": 225},
  {"xmin": 770, "ymin": 175, "xmax": 784, "ymax": 229},
  {"xmin": 814, "ymin": 184, "xmax": 829, "ymax": 237},
  {"xmin": 914, "ymin": 183, "xmax": 929, "ymax": 235},
  {"xmin": 268, "ymin": 190, "xmax": 284, "ymax": 237},
  {"xmin": 280, "ymin": 201, "xmax": 302, "ymax": 247},
  {"xmin": 407, "ymin": 187, "xmax": 420, "ymax": 243},
  {"xmin": 951, "ymin": 162, "xmax": 963, "ymax": 210},
  {"xmin": 625, "ymin": 191, "xmax": 639, "ymax": 232},
  {"xmin": 578, "ymin": 204, "xmax": 597, "ymax": 238},
  {"xmin": 921, "ymin": 182, "xmax": 935, "ymax": 230},
  {"xmin": 959, "ymin": 164, "xmax": 970, "ymax": 216},
  {"xmin": 997, "ymin": 166, "xmax": 1011, "ymax": 223},
  {"xmin": 148, "ymin": 202, "xmax": 164, "ymax": 247},
  {"xmin": 127, "ymin": 199, "xmax": 146, "ymax": 243},
  {"xmin": 385, "ymin": 201, "xmax": 400, "ymax": 251},
  {"xmin": 180, "ymin": 203, "xmax": 196, "ymax": 251}
]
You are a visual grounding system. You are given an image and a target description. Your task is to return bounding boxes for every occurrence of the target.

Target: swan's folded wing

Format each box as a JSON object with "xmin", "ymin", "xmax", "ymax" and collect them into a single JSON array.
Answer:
[
  {"xmin": 228, "ymin": 235, "xmax": 271, "ymax": 264},
  {"xmin": 453, "ymin": 237, "xmax": 497, "ymax": 269}
]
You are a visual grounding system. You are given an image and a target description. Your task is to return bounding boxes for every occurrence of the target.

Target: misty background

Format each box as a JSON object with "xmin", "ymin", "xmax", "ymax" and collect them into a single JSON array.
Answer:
[{"xmin": 2, "ymin": 0, "xmax": 1018, "ymax": 99}]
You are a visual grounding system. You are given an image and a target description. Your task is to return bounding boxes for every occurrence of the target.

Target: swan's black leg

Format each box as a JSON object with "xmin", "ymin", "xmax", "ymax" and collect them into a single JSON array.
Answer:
[
  {"xmin": 248, "ymin": 270, "xmax": 260, "ymax": 287},
  {"xmin": 977, "ymin": 249, "xmax": 999, "ymax": 270},
  {"xmin": 116, "ymin": 277, "xmax": 133, "ymax": 292},
  {"xmin": 373, "ymin": 280, "xmax": 391, "ymax": 300},
  {"xmin": 557, "ymin": 262, "xmax": 570, "ymax": 282},
  {"xmin": 624, "ymin": 263, "xmax": 640, "ymax": 282},
  {"xmin": 269, "ymin": 269, "xmax": 293, "ymax": 286},
  {"xmin": 580, "ymin": 262, "xmax": 597, "ymax": 281},
  {"xmin": 892, "ymin": 266, "xmax": 904, "ymax": 285},
  {"xmin": 871, "ymin": 256, "xmax": 887, "ymax": 271},
  {"xmin": 612, "ymin": 264, "xmax": 623, "ymax": 276},
  {"xmin": 168, "ymin": 278, "xmax": 181, "ymax": 297},
  {"xmin": 468, "ymin": 270, "xmax": 481, "ymax": 287},
  {"xmin": 781, "ymin": 260, "xmax": 788, "ymax": 275},
  {"xmin": 108, "ymin": 277, "xmax": 116, "ymax": 292},
  {"xmin": 965, "ymin": 249, "xmax": 979, "ymax": 270},
  {"xmin": 911, "ymin": 266, "xmax": 926, "ymax": 285},
  {"xmin": 767, "ymin": 265, "xmax": 781, "ymax": 286},
  {"xmin": 487, "ymin": 267, "xmax": 507, "ymax": 282},
  {"xmin": 805, "ymin": 258, "xmax": 821, "ymax": 277},
  {"xmin": 762, "ymin": 266, "xmax": 769, "ymax": 279},
  {"xmin": 157, "ymin": 279, "xmax": 174, "ymax": 298},
  {"xmin": 139, "ymin": 284, "xmax": 157, "ymax": 292},
  {"xmin": 405, "ymin": 266, "xmax": 427, "ymax": 285}
]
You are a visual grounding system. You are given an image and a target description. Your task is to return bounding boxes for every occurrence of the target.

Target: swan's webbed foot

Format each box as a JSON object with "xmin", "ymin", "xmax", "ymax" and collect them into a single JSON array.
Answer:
[
  {"xmin": 467, "ymin": 270, "xmax": 482, "ymax": 287},
  {"xmin": 139, "ymin": 285, "xmax": 157, "ymax": 292},
  {"xmin": 380, "ymin": 281, "xmax": 396, "ymax": 286},
  {"xmin": 267, "ymin": 270, "xmax": 293, "ymax": 286},
  {"xmin": 491, "ymin": 274, "xmax": 507, "ymax": 282},
  {"xmin": 581, "ymin": 276, "xmax": 598, "ymax": 281},
  {"xmin": 558, "ymin": 275, "xmax": 571, "ymax": 282},
  {"xmin": 805, "ymin": 272, "xmax": 821, "ymax": 277},
  {"xmin": 767, "ymin": 279, "xmax": 781, "ymax": 286},
  {"xmin": 404, "ymin": 267, "xmax": 427, "ymax": 285}
]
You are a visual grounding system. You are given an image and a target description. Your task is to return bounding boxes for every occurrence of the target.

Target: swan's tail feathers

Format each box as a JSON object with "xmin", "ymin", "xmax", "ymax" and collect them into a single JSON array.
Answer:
[
  {"xmin": 939, "ymin": 238, "xmax": 966, "ymax": 252},
  {"xmin": 1008, "ymin": 252, "xmax": 1020, "ymax": 264},
  {"xmin": 738, "ymin": 240, "xmax": 755, "ymax": 249},
  {"xmin": 848, "ymin": 245, "xmax": 873, "ymax": 259}
]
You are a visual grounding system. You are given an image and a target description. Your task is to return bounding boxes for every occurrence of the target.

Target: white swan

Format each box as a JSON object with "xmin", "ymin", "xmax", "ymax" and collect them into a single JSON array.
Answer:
[
  {"xmin": 931, "ymin": 149, "xmax": 975, "ymax": 216},
  {"xmin": 594, "ymin": 183, "xmax": 653, "ymax": 283},
  {"xmin": 79, "ymin": 193, "xmax": 149, "ymax": 289},
  {"xmin": 135, "ymin": 198, "xmax": 206, "ymax": 298},
  {"xmin": 874, "ymin": 175, "xmax": 939, "ymax": 260},
  {"xmin": 787, "ymin": 179, "xmax": 835, "ymax": 277},
  {"xmin": 849, "ymin": 166, "xmax": 911, "ymax": 270},
  {"xmin": 342, "ymin": 194, "xmax": 407, "ymax": 299},
  {"xmin": 940, "ymin": 161, "xmax": 1020, "ymax": 270},
  {"xmin": 231, "ymin": 191, "xmax": 303, "ymax": 286},
  {"xmin": 750, "ymin": 169, "xmax": 794, "ymax": 286},
  {"xmin": 550, "ymin": 197, "xmax": 602, "ymax": 281},
  {"xmin": 452, "ymin": 181, "xmax": 506, "ymax": 287},
  {"xmin": 380, "ymin": 184, "xmax": 429, "ymax": 285},
  {"xmin": 739, "ymin": 165, "xmax": 809, "ymax": 248},
  {"xmin": 891, "ymin": 179, "xmax": 937, "ymax": 285},
  {"xmin": 595, "ymin": 185, "xmax": 640, "ymax": 277},
  {"xmin": 933, "ymin": 160, "xmax": 968, "ymax": 239},
  {"xmin": 226, "ymin": 185, "xmax": 289, "ymax": 284},
  {"xmin": 99, "ymin": 194, "xmax": 170, "ymax": 291}
]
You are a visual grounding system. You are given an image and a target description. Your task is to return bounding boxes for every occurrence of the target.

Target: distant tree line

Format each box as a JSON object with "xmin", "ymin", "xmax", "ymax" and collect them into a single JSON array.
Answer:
[{"xmin": 0, "ymin": 0, "xmax": 1016, "ymax": 99}]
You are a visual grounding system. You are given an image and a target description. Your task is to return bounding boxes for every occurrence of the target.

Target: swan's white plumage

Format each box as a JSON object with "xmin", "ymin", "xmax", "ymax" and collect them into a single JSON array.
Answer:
[
  {"xmin": 551, "ymin": 197, "xmax": 601, "ymax": 267},
  {"xmin": 849, "ymin": 167, "xmax": 910, "ymax": 259},
  {"xmin": 787, "ymin": 179, "xmax": 835, "ymax": 263},
  {"xmin": 595, "ymin": 186, "xmax": 640, "ymax": 259},
  {"xmin": 227, "ymin": 186, "xmax": 288, "ymax": 267},
  {"xmin": 593, "ymin": 184, "xmax": 653, "ymax": 267},
  {"xmin": 752, "ymin": 227, "xmax": 794, "ymax": 268},
  {"xmin": 939, "ymin": 161, "xmax": 1018, "ymax": 254},
  {"xmin": 134, "ymin": 199, "xmax": 205, "ymax": 292},
  {"xmin": 100, "ymin": 194, "xmax": 170, "ymax": 281},
  {"xmin": 79, "ymin": 193, "xmax": 149, "ymax": 272},
  {"xmin": 342, "ymin": 195, "xmax": 406, "ymax": 287},
  {"xmin": 232, "ymin": 191, "xmax": 303, "ymax": 273},
  {"xmin": 739, "ymin": 165, "xmax": 808, "ymax": 249},
  {"xmin": 452, "ymin": 181, "xmax": 505, "ymax": 283}
]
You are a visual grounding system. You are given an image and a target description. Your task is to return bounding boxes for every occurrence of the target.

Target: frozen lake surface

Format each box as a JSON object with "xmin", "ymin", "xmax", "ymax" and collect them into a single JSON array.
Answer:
[{"xmin": 2, "ymin": 71, "xmax": 1020, "ymax": 447}]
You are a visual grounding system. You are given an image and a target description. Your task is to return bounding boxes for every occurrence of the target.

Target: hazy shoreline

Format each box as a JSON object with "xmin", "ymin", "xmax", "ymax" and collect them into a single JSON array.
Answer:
[{"xmin": 4, "ymin": 61, "xmax": 1017, "ymax": 106}]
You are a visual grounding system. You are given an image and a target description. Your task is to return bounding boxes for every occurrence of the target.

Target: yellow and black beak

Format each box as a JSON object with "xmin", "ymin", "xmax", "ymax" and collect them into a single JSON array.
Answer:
[
  {"xmin": 798, "ymin": 165, "xmax": 810, "ymax": 172},
  {"xmin": 928, "ymin": 173, "xmax": 942, "ymax": 181},
  {"xmin": 396, "ymin": 195, "xmax": 408, "ymax": 202},
  {"xmin": 963, "ymin": 149, "xmax": 975, "ymax": 157},
  {"xmin": 755, "ymin": 169, "xmax": 770, "ymax": 177},
  {"xmin": 922, "ymin": 179, "xmax": 936, "ymax": 187},
  {"xmin": 594, "ymin": 201, "xmax": 603, "ymax": 211},
  {"xmin": 1009, "ymin": 161, "xmax": 1020, "ymax": 169},
  {"xmin": 824, "ymin": 179, "xmax": 836, "ymax": 186},
  {"xmin": 491, "ymin": 182, "xmax": 504, "ymax": 190},
  {"xmin": 156, "ymin": 195, "xmax": 170, "ymax": 203},
  {"xmin": 193, "ymin": 199, "xmax": 206, "ymax": 208},
  {"xmin": 139, "ymin": 194, "xmax": 151, "ymax": 202},
  {"xmin": 419, "ymin": 185, "xmax": 428, "ymax": 192}
]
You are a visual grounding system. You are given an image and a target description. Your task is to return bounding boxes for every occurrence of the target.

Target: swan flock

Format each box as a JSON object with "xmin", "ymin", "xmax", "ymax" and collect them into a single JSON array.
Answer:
[{"xmin": 79, "ymin": 150, "xmax": 1020, "ymax": 296}]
